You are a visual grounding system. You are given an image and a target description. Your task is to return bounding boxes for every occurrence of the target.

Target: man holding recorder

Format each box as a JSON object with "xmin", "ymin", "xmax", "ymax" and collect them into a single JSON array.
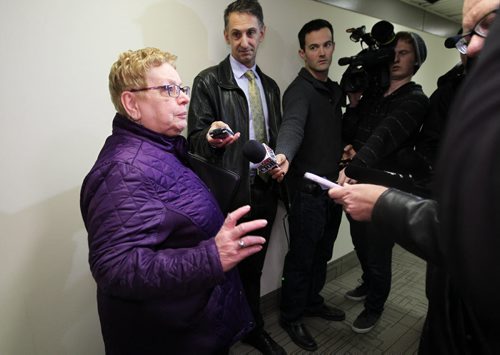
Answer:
[{"xmin": 188, "ymin": 1, "xmax": 286, "ymax": 353}]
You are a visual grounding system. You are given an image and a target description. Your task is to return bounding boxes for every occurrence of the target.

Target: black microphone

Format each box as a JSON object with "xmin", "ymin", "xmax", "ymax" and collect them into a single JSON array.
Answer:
[
  {"xmin": 396, "ymin": 148, "xmax": 433, "ymax": 181},
  {"xmin": 338, "ymin": 56, "xmax": 356, "ymax": 66},
  {"xmin": 444, "ymin": 34, "xmax": 462, "ymax": 48},
  {"xmin": 345, "ymin": 164, "xmax": 414, "ymax": 192},
  {"xmin": 242, "ymin": 140, "xmax": 278, "ymax": 174}
]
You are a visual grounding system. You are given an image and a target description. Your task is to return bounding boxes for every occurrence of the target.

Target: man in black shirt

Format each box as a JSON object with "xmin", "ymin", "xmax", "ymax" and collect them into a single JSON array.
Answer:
[{"xmin": 274, "ymin": 19, "xmax": 344, "ymax": 351}]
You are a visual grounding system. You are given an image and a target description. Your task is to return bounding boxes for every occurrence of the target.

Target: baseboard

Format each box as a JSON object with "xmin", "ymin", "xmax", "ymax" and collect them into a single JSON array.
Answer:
[{"xmin": 325, "ymin": 250, "xmax": 360, "ymax": 283}]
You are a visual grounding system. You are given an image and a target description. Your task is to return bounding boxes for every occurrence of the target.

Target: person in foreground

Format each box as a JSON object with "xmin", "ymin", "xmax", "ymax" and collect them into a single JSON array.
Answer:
[
  {"xmin": 274, "ymin": 19, "xmax": 345, "ymax": 351},
  {"xmin": 330, "ymin": 1, "xmax": 500, "ymax": 351},
  {"xmin": 188, "ymin": 1, "xmax": 285, "ymax": 353},
  {"xmin": 80, "ymin": 47, "xmax": 268, "ymax": 355}
]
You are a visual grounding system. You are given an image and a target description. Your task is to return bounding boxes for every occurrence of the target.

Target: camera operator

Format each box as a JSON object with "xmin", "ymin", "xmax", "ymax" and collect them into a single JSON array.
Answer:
[
  {"xmin": 339, "ymin": 20, "xmax": 397, "ymax": 98},
  {"xmin": 338, "ymin": 31, "xmax": 430, "ymax": 334}
]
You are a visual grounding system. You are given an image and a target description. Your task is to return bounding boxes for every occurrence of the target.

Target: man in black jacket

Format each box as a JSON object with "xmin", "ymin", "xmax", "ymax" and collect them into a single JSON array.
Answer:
[
  {"xmin": 339, "ymin": 31, "xmax": 429, "ymax": 334},
  {"xmin": 187, "ymin": 1, "xmax": 285, "ymax": 354},
  {"xmin": 273, "ymin": 19, "xmax": 345, "ymax": 352},
  {"xmin": 329, "ymin": 1, "xmax": 500, "ymax": 351}
]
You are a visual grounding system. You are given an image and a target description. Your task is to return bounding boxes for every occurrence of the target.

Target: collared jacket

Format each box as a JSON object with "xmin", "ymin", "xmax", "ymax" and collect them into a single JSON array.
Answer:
[
  {"xmin": 80, "ymin": 114, "xmax": 253, "ymax": 354},
  {"xmin": 373, "ymin": 189, "xmax": 496, "ymax": 354},
  {"xmin": 276, "ymin": 67, "xmax": 344, "ymax": 187},
  {"xmin": 188, "ymin": 55, "xmax": 282, "ymax": 210}
]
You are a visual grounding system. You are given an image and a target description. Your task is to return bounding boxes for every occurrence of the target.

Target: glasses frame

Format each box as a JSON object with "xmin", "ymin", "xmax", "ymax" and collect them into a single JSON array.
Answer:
[
  {"xmin": 130, "ymin": 84, "xmax": 191, "ymax": 98},
  {"xmin": 455, "ymin": 9, "xmax": 498, "ymax": 54}
]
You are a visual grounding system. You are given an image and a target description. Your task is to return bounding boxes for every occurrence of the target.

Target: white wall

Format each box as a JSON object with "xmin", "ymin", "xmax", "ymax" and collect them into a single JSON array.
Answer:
[{"xmin": 0, "ymin": 0, "xmax": 458, "ymax": 354}]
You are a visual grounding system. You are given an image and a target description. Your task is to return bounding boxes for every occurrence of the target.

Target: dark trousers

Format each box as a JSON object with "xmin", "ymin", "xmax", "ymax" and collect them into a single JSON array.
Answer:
[
  {"xmin": 280, "ymin": 184, "xmax": 343, "ymax": 322},
  {"xmin": 349, "ymin": 218, "xmax": 394, "ymax": 314},
  {"xmin": 238, "ymin": 177, "xmax": 278, "ymax": 332}
]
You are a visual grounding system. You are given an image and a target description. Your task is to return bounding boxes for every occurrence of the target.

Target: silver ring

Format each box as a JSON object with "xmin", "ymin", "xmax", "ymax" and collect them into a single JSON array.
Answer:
[{"xmin": 238, "ymin": 239, "xmax": 246, "ymax": 248}]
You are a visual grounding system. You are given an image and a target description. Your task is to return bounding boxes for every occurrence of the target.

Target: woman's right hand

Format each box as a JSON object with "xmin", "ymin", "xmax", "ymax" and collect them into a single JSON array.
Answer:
[{"xmin": 214, "ymin": 205, "xmax": 267, "ymax": 272}]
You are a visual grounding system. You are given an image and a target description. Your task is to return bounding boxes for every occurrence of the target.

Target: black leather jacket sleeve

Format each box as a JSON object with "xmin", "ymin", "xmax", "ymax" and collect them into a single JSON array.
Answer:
[
  {"xmin": 187, "ymin": 72, "xmax": 226, "ymax": 159},
  {"xmin": 372, "ymin": 188, "xmax": 442, "ymax": 264}
]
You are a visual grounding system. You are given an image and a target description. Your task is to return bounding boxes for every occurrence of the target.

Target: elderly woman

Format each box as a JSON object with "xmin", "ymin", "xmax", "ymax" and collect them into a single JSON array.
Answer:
[{"xmin": 80, "ymin": 47, "xmax": 267, "ymax": 354}]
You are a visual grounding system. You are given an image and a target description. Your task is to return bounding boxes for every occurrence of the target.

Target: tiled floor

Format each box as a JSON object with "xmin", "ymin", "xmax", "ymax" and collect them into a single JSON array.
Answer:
[{"xmin": 230, "ymin": 245, "xmax": 428, "ymax": 354}]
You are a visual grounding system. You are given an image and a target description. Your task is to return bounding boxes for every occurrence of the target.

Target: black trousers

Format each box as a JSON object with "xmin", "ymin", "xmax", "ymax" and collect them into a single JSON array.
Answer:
[
  {"xmin": 237, "ymin": 177, "xmax": 278, "ymax": 332},
  {"xmin": 280, "ymin": 183, "xmax": 343, "ymax": 322},
  {"xmin": 349, "ymin": 217, "xmax": 394, "ymax": 314}
]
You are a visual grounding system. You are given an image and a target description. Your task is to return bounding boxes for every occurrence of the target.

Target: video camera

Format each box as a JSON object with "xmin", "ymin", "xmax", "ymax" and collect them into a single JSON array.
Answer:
[{"xmin": 338, "ymin": 20, "xmax": 396, "ymax": 93}]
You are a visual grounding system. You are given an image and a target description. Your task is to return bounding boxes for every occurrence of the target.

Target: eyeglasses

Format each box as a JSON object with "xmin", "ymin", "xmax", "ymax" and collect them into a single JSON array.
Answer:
[
  {"xmin": 130, "ymin": 84, "xmax": 191, "ymax": 98},
  {"xmin": 456, "ymin": 9, "xmax": 498, "ymax": 54}
]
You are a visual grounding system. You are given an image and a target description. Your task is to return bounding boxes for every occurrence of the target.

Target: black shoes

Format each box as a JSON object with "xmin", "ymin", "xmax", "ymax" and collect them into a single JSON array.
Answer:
[
  {"xmin": 304, "ymin": 304, "xmax": 346, "ymax": 321},
  {"xmin": 345, "ymin": 282, "xmax": 368, "ymax": 301},
  {"xmin": 351, "ymin": 309, "xmax": 381, "ymax": 334},
  {"xmin": 280, "ymin": 319, "xmax": 318, "ymax": 352},
  {"xmin": 241, "ymin": 329, "xmax": 286, "ymax": 355}
]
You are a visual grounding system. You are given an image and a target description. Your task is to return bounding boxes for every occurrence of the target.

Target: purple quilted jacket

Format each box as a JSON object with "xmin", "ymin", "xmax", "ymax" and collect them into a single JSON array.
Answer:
[{"xmin": 80, "ymin": 114, "xmax": 254, "ymax": 354}]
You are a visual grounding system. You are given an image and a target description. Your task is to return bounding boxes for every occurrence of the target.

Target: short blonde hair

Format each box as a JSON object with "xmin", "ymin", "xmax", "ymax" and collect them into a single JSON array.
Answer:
[{"xmin": 108, "ymin": 47, "xmax": 177, "ymax": 116}]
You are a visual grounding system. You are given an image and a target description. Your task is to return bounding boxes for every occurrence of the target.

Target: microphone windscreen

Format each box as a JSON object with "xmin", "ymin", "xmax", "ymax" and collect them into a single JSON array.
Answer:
[
  {"xmin": 371, "ymin": 20, "xmax": 395, "ymax": 45},
  {"xmin": 242, "ymin": 140, "xmax": 266, "ymax": 163},
  {"xmin": 338, "ymin": 56, "xmax": 354, "ymax": 66}
]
